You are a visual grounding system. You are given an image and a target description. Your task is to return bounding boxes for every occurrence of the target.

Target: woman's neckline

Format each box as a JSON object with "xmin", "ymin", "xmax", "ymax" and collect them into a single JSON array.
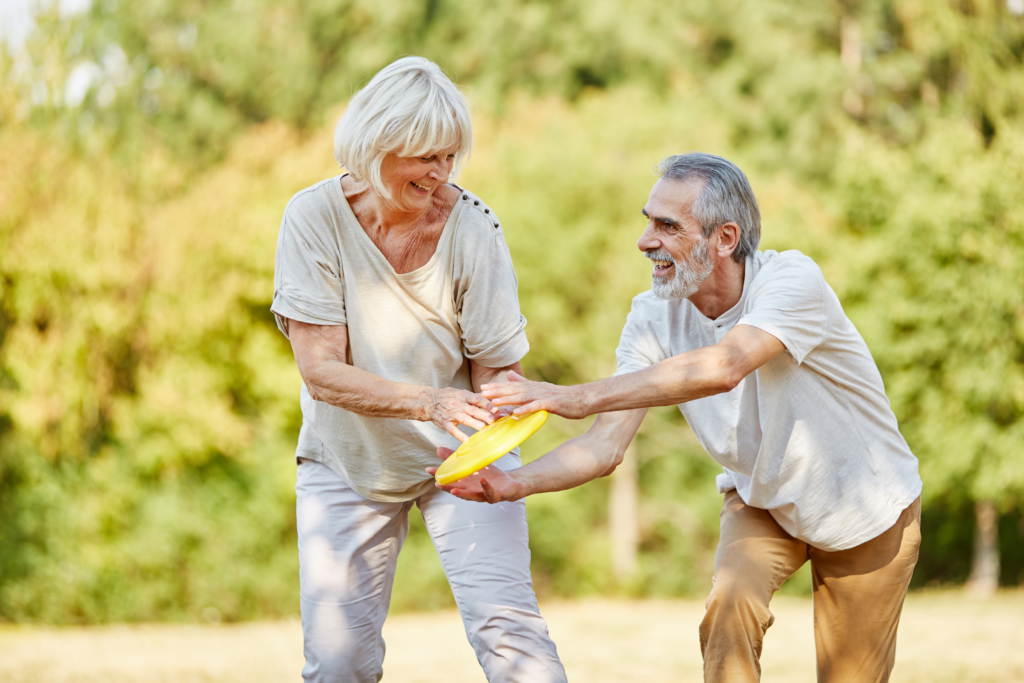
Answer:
[{"xmin": 335, "ymin": 174, "xmax": 462, "ymax": 278}]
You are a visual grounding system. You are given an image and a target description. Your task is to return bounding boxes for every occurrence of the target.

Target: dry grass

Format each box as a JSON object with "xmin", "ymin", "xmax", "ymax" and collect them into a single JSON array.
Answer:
[{"xmin": 2, "ymin": 590, "xmax": 1023, "ymax": 682}]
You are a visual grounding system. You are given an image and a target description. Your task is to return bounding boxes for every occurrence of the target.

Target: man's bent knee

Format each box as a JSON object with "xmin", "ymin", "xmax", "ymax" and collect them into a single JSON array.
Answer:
[{"xmin": 700, "ymin": 572, "xmax": 776, "ymax": 655}]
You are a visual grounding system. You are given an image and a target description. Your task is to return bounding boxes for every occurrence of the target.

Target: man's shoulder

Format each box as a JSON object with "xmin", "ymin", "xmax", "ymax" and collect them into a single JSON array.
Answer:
[
  {"xmin": 752, "ymin": 249, "xmax": 826, "ymax": 285},
  {"xmin": 630, "ymin": 289, "xmax": 670, "ymax": 311},
  {"xmin": 627, "ymin": 290, "xmax": 690, "ymax": 326}
]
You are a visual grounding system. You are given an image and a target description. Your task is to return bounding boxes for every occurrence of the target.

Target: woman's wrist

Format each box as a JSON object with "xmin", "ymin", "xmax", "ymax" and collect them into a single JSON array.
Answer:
[{"xmin": 414, "ymin": 386, "xmax": 437, "ymax": 422}]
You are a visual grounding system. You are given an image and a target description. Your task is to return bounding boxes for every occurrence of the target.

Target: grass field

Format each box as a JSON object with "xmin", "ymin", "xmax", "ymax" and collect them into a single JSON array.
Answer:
[{"xmin": 2, "ymin": 590, "xmax": 1023, "ymax": 682}]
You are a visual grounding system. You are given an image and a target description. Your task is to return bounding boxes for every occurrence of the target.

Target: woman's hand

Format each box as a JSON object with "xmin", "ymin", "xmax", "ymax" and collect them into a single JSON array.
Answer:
[
  {"xmin": 426, "ymin": 447, "xmax": 525, "ymax": 503},
  {"xmin": 426, "ymin": 387, "xmax": 499, "ymax": 442},
  {"xmin": 481, "ymin": 371, "xmax": 589, "ymax": 420}
]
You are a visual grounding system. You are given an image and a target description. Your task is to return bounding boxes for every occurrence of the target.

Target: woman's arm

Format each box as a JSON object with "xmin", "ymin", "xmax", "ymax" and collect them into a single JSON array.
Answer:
[
  {"xmin": 470, "ymin": 360, "xmax": 525, "ymax": 394},
  {"xmin": 288, "ymin": 319, "xmax": 499, "ymax": 441}
]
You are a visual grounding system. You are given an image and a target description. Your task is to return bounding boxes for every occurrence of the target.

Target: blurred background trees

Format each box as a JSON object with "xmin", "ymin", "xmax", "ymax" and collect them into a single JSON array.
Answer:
[{"xmin": 0, "ymin": 0, "xmax": 1022, "ymax": 623}]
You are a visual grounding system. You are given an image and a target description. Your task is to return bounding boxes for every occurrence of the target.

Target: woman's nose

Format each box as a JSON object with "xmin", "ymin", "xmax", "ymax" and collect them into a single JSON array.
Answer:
[{"xmin": 428, "ymin": 163, "xmax": 448, "ymax": 181}]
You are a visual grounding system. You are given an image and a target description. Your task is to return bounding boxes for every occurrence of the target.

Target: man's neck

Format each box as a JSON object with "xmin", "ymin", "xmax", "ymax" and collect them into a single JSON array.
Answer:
[{"xmin": 688, "ymin": 258, "xmax": 746, "ymax": 320}]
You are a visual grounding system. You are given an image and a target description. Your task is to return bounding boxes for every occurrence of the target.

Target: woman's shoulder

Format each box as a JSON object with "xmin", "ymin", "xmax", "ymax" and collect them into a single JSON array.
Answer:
[
  {"xmin": 284, "ymin": 176, "xmax": 344, "ymax": 218},
  {"xmin": 450, "ymin": 185, "xmax": 503, "ymax": 234}
]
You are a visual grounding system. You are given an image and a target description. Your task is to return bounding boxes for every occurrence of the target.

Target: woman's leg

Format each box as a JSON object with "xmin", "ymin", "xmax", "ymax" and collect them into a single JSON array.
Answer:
[
  {"xmin": 296, "ymin": 459, "xmax": 412, "ymax": 683},
  {"xmin": 417, "ymin": 454, "xmax": 567, "ymax": 683}
]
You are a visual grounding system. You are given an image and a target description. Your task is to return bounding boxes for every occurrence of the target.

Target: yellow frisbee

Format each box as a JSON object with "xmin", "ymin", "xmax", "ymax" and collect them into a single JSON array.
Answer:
[{"xmin": 434, "ymin": 411, "xmax": 549, "ymax": 486}]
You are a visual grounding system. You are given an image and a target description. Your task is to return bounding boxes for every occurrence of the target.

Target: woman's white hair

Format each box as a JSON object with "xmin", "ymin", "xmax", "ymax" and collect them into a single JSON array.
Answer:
[{"xmin": 334, "ymin": 56, "xmax": 473, "ymax": 205}]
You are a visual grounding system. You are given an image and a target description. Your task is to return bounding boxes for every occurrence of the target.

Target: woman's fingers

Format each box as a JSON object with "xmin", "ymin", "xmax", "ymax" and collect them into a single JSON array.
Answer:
[
  {"xmin": 454, "ymin": 415, "xmax": 488, "ymax": 433},
  {"xmin": 463, "ymin": 403, "xmax": 497, "ymax": 424},
  {"xmin": 468, "ymin": 393, "xmax": 498, "ymax": 412},
  {"xmin": 445, "ymin": 423, "xmax": 470, "ymax": 443}
]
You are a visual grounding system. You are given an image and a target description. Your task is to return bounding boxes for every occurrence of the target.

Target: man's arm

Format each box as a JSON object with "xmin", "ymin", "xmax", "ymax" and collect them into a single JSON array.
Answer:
[
  {"xmin": 431, "ymin": 408, "xmax": 648, "ymax": 503},
  {"xmin": 481, "ymin": 324, "xmax": 786, "ymax": 419},
  {"xmin": 288, "ymin": 319, "xmax": 498, "ymax": 441}
]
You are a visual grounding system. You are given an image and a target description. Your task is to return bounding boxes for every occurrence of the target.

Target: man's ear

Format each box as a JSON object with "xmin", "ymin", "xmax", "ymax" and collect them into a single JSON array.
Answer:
[{"xmin": 715, "ymin": 222, "xmax": 741, "ymax": 259}]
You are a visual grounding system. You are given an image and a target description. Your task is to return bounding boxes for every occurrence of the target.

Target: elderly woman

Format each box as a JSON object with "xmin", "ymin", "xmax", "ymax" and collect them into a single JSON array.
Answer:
[{"xmin": 270, "ymin": 57, "xmax": 566, "ymax": 683}]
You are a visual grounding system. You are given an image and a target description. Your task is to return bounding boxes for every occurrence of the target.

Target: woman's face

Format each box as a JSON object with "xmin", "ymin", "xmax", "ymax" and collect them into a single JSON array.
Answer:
[{"xmin": 379, "ymin": 146, "xmax": 458, "ymax": 212}]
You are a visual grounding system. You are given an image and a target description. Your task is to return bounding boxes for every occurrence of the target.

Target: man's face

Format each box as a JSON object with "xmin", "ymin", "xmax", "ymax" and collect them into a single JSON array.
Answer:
[{"xmin": 639, "ymin": 178, "xmax": 715, "ymax": 300}]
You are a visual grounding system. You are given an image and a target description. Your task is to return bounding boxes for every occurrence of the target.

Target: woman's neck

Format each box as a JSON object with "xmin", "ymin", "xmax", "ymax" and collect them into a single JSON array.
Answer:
[
  {"xmin": 342, "ymin": 175, "xmax": 458, "ymax": 274},
  {"xmin": 343, "ymin": 175, "xmax": 450, "ymax": 234}
]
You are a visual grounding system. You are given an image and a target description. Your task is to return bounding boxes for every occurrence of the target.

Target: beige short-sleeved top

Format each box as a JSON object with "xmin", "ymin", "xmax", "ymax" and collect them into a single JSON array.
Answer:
[
  {"xmin": 271, "ymin": 176, "xmax": 529, "ymax": 502},
  {"xmin": 615, "ymin": 250, "xmax": 922, "ymax": 551}
]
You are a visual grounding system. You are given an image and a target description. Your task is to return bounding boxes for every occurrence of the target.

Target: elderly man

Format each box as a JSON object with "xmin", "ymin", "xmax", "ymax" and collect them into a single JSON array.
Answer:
[{"xmin": 435, "ymin": 153, "xmax": 923, "ymax": 683}]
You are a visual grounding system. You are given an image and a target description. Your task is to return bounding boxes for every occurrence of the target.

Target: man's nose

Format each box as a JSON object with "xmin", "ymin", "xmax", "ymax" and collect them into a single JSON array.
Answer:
[{"xmin": 637, "ymin": 224, "xmax": 659, "ymax": 252}]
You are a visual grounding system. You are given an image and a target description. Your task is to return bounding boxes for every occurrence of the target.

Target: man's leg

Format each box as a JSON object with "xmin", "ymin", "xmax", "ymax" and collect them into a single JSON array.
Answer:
[
  {"xmin": 809, "ymin": 497, "xmax": 921, "ymax": 683},
  {"xmin": 296, "ymin": 459, "xmax": 412, "ymax": 683},
  {"xmin": 418, "ymin": 453, "xmax": 567, "ymax": 683},
  {"xmin": 700, "ymin": 490, "xmax": 808, "ymax": 683}
]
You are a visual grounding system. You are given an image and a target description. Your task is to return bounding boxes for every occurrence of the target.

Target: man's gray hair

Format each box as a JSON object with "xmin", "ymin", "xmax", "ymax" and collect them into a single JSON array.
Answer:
[{"xmin": 656, "ymin": 153, "xmax": 761, "ymax": 263}]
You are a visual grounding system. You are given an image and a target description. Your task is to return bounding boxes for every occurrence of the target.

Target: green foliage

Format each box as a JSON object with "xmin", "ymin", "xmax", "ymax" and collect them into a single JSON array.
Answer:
[{"xmin": 1, "ymin": 0, "xmax": 1023, "ymax": 623}]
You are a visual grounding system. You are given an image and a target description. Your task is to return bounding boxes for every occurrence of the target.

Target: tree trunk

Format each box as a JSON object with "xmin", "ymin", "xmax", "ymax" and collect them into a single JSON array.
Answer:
[
  {"xmin": 967, "ymin": 499, "xmax": 999, "ymax": 596},
  {"xmin": 610, "ymin": 441, "xmax": 639, "ymax": 581},
  {"xmin": 840, "ymin": 15, "xmax": 861, "ymax": 74},
  {"xmin": 840, "ymin": 14, "xmax": 864, "ymax": 117}
]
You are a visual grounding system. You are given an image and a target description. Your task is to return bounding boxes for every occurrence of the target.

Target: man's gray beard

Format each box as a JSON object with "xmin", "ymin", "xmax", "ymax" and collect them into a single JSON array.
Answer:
[{"xmin": 649, "ymin": 239, "xmax": 714, "ymax": 300}]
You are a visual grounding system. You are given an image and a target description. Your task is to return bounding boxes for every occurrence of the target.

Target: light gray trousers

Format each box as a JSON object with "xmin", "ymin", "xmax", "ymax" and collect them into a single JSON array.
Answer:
[{"xmin": 296, "ymin": 457, "xmax": 567, "ymax": 683}]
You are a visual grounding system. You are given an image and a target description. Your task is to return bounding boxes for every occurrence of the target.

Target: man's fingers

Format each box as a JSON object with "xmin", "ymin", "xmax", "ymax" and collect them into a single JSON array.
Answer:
[
  {"xmin": 513, "ymin": 400, "xmax": 547, "ymax": 415},
  {"xmin": 480, "ymin": 383, "xmax": 519, "ymax": 398},
  {"xmin": 436, "ymin": 446, "xmax": 456, "ymax": 461},
  {"xmin": 507, "ymin": 370, "xmax": 527, "ymax": 382},
  {"xmin": 489, "ymin": 392, "xmax": 531, "ymax": 406},
  {"xmin": 440, "ymin": 485, "xmax": 485, "ymax": 503},
  {"xmin": 480, "ymin": 478, "xmax": 502, "ymax": 504}
]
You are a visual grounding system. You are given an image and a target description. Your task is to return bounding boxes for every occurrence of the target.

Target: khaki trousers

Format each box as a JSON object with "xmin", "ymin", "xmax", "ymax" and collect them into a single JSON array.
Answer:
[{"xmin": 700, "ymin": 491, "xmax": 921, "ymax": 683}]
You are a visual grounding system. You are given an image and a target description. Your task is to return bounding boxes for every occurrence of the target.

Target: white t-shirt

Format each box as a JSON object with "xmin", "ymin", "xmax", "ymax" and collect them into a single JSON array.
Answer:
[
  {"xmin": 615, "ymin": 250, "xmax": 922, "ymax": 551},
  {"xmin": 271, "ymin": 176, "xmax": 529, "ymax": 502}
]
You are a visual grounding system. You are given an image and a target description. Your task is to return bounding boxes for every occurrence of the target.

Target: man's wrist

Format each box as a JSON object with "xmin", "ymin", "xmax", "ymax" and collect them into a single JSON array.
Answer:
[
  {"xmin": 574, "ymin": 383, "xmax": 592, "ymax": 418},
  {"xmin": 507, "ymin": 469, "xmax": 530, "ymax": 501}
]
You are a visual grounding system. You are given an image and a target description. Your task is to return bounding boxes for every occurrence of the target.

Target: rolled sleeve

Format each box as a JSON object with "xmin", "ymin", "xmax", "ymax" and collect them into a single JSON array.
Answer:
[
  {"xmin": 454, "ymin": 210, "xmax": 530, "ymax": 368},
  {"xmin": 270, "ymin": 188, "xmax": 347, "ymax": 339}
]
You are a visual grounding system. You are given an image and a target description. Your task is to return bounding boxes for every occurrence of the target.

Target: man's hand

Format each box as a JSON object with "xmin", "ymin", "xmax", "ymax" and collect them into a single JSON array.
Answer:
[
  {"xmin": 426, "ymin": 447, "xmax": 525, "ymax": 503},
  {"xmin": 481, "ymin": 371, "xmax": 589, "ymax": 419}
]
